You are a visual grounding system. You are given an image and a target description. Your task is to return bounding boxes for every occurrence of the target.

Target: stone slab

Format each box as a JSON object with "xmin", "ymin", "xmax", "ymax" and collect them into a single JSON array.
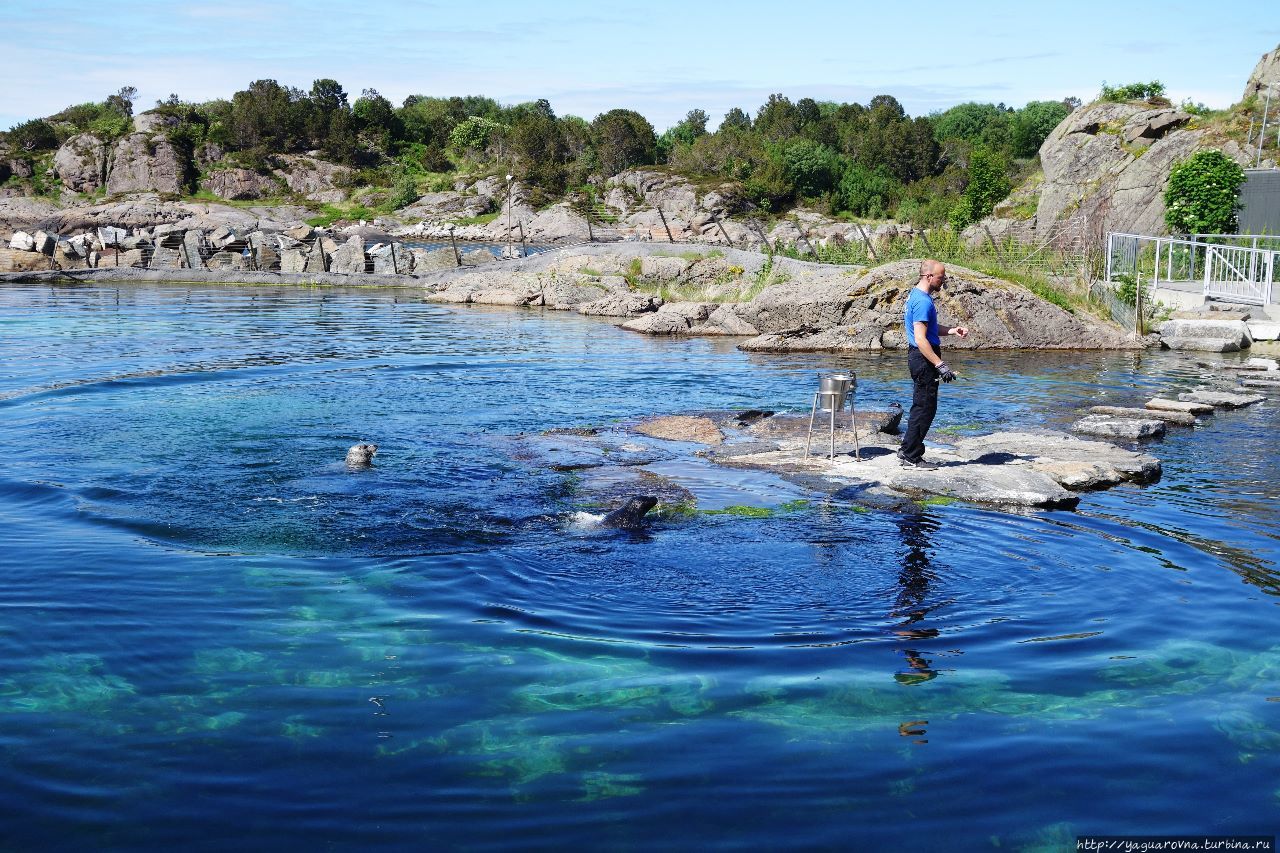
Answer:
[
  {"xmin": 1178, "ymin": 390, "xmax": 1265, "ymax": 408},
  {"xmin": 1159, "ymin": 318, "xmax": 1252, "ymax": 346},
  {"xmin": 1089, "ymin": 405, "xmax": 1196, "ymax": 426},
  {"xmin": 1146, "ymin": 398, "xmax": 1214, "ymax": 414},
  {"xmin": 1072, "ymin": 415, "xmax": 1165, "ymax": 440},
  {"xmin": 1247, "ymin": 322, "xmax": 1280, "ymax": 342},
  {"xmin": 1239, "ymin": 379, "xmax": 1280, "ymax": 390},
  {"xmin": 946, "ymin": 431, "xmax": 1161, "ymax": 489}
]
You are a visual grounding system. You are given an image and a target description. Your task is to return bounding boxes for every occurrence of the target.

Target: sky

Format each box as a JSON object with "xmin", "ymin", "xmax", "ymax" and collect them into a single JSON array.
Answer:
[{"xmin": 2, "ymin": 0, "xmax": 1278, "ymax": 133}]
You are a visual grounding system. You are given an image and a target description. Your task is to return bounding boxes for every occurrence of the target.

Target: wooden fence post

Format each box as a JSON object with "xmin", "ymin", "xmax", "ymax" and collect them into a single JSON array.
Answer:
[
  {"xmin": 982, "ymin": 224, "xmax": 1007, "ymax": 265},
  {"xmin": 712, "ymin": 215, "xmax": 734, "ymax": 248},
  {"xmin": 656, "ymin": 205, "xmax": 675, "ymax": 243},
  {"xmin": 449, "ymin": 227, "xmax": 461, "ymax": 266},
  {"xmin": 854, "ymin": 222, "xmax": 878, "ymax": 262}
]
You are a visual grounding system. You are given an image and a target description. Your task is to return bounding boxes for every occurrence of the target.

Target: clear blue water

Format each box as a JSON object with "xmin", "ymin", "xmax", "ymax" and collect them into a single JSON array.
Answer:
[{"xmin": 1, "ymin": 283, "xmax": 1278, "ymax": 851}]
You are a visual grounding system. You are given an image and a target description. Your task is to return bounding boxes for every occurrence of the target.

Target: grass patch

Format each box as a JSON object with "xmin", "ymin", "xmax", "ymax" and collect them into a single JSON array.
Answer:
[
  {"xmin": 702, "ymin": 499, "xmax": 812, "ymax": 518},
  {"xmin": 916, "ymin": 496, "xmax": 958, "ymax": 507},
  {"xmin": 188, "ymin": 189, "xmax": 294, "ymax": 209},
  {"xmin": 577, "ymin": 267, "xmax": 602, "ymax": 277},
  {"xmin": 701, "ymin": 505, "xmax": 775, "ymax": 518},
  {"xmin": 623, "ymin": 257, "xmax": 643, "ymax": 289},
  {"xmin": 305, "ymin": 203, "xmax": 377, "ymax": 228},
  {"xmin": 653, "ymin": 500, "xmax": 698, "ymax": 519}
]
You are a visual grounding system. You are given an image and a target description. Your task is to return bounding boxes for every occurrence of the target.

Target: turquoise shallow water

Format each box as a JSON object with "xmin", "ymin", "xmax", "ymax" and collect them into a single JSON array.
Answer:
[{"xmin": 1, "ymin": 283, "xmax": 1278, "ymax": 850}]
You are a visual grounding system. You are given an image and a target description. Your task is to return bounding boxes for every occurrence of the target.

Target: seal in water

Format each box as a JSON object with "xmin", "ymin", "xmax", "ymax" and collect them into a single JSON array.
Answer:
[
  {"xmin": 345, "ymin": 443, "xmax": 378, "ymax": 467},
  {"xmin": 600, "ymin": 496, "xmax": 658, "ymax": 529}
]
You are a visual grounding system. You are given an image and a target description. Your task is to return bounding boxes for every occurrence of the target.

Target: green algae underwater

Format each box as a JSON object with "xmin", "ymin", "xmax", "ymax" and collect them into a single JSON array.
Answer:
[{"xmin": 1, "ymin": 283, "xmax": 1278, "ymax": 850}]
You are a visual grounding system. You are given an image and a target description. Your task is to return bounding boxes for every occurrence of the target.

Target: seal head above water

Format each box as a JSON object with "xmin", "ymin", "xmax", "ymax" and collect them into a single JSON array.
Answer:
[
  {"xmin": 345, "ymin": 443, "xmax": 378, "ymax": 468},
  {"xmin": 600, "ymin": 496, "xmax": 658, "ymax": 530}
]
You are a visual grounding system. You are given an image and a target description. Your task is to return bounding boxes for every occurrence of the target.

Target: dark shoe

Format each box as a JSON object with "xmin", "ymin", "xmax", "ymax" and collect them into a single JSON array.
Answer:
[{"xmin": 898, "ymin": 453, "xmax": 939, "ymax": 470}]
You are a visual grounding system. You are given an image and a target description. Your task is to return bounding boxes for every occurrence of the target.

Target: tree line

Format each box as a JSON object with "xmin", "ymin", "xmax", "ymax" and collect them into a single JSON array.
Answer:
[{"xmin": 2, "ymin": 80, "xmax": 1079, "ymax": 226}]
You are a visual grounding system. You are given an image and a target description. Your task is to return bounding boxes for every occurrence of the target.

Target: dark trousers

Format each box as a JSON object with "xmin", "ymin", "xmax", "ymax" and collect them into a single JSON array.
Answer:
[{"xmin": 900, "ymin": 347, "xmax": 939, "ymax": 462}]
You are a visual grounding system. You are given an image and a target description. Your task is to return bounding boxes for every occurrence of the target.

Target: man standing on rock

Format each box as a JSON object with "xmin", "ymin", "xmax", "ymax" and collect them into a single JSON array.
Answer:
[{"xmin": 898, "ymin": 260, "xmax": 968, "ymax": 470}]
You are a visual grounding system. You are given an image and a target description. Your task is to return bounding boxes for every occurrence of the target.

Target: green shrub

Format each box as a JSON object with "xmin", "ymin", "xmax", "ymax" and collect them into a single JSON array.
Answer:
[
  {"xmin": 7, "ymin": 119, "xmax": 58, "ymax": 152},
  {"xmin": 1100, "ymin": 81, "xmax": 1166, "ymax": 102},
  {"xmin": 964, "ymin": 147, "xmax": 1011, "ymax": 221},
  {"xmin": 1011, "ymin": 100, "xmax": 1070, "ymax": 157},
  {"xmin": 1164, "ymin": 148, "xmax": 1244, "ymax": 234}
]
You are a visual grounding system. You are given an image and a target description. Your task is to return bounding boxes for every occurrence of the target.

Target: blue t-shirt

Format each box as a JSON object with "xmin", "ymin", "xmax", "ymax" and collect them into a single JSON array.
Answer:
[{"xmin": 903, "ymin": 287, "xmax": 939, "ymax": 349}]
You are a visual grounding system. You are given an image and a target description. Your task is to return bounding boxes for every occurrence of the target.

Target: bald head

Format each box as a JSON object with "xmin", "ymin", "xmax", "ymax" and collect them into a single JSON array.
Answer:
[{"xmin": 918, "ymin": 259, "xmax": 947, "ymax": 293}]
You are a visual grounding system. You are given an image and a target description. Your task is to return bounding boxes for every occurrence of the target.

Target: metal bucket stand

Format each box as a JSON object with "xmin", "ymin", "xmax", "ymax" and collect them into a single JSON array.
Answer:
[{"xmin": 804, "ymin": 374, "xmax": 860, "ymax": 461}]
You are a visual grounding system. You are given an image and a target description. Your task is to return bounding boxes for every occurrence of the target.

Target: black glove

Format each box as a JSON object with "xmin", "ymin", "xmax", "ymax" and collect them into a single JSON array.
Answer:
[{"xmin": 936, "ymin": 361, "xmax": 958, "ymax": 382}]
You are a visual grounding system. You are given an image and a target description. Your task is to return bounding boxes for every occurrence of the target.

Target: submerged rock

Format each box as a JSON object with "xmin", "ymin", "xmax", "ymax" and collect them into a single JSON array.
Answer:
[{"xmin": 633, "ymin": 415, "xmax": 724, "ymax": 445}]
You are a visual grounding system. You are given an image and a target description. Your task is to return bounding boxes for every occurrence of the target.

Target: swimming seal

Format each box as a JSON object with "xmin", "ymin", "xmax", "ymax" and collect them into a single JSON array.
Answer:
[
  {"xmin": 600, "ymin": 496, "xmax": 658, "ymax": 530},
  {"xmin": 345, "ymin": 443, "xmax": 378, "ymax": 467}
]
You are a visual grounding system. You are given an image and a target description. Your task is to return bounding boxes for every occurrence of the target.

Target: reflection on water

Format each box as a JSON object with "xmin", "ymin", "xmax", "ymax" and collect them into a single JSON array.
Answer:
[
  {"xmin": 892, "ymin": 512, "xmax": 942, "ymax": 686},
  {"xmin": 0, "ymin": 283, "xmax": 1278, "ymax": 848}
]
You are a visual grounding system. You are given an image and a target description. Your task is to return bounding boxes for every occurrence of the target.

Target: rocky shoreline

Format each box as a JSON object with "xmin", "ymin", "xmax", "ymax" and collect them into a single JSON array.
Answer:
[{"xmin": 4, "ymin": 243, "xmax": 1144, "ymax": 354}]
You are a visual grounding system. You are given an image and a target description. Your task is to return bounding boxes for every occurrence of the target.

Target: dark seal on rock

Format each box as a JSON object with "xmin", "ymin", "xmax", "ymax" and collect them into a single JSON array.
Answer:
[
  {"xmin": 600, "ymin": 496, "xmax": 658, "ymax": 529},
  {"xmin": 345, "ymin": 443, "xmax": 378, "ymax": 468},
  {"xmin": 880, "ymin": 402, "xmax": 904, "ymax": 434}
]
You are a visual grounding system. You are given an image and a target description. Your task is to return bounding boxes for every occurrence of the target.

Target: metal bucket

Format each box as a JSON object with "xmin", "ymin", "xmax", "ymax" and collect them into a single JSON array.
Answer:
[{"xmin": 818, "ymin": 373, "xmax": 855, "ymax": 409}]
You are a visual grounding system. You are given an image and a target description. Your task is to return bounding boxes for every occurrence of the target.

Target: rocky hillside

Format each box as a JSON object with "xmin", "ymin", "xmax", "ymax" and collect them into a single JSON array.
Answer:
[{"xmin": 976, "ymin": 45, "xmax": 1279, "ymax": 243}]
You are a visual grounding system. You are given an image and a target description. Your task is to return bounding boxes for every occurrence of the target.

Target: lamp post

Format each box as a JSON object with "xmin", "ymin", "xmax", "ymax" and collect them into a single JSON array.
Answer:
[{"xmin": 505, "ymin": 173, "xmax": 514, "ymax": 258}]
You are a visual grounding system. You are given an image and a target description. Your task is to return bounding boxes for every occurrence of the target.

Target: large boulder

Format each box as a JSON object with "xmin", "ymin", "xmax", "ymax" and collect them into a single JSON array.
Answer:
[
  {"xmin": 53, "ymin": 133, "xmax": 110, "ymax": 193},
  {"xmin": 106, "ymin": 133, "xmax": 189, "ymax": 195},
  {"xmin": 368, "ymin": 242, "xmax": 413, "ymax": 274},
  {"xmin": 329, "ymin": 235, "xmax": 367, "ymax": 274},
  {"xmin": 399, "ymin": 190, "xmax": 493, "ymax": 220},
  {"xmin": 200, "ymin": 168, "xmax": 280, "ymax": 201},
  {"xmin": 273, "ymin": 155, "xmax": 351, "ymax": 203},
  {"xmin": 578, "ymin": 292, "xmax": 661, "ymax": 317},
  {"xmin": 1244, "ymin": 45, "xmax": 1280, "ymax": 100},
  {"xmin": 410, "ymin": 247, "xmax": 458, "ymax": 272},
  {"xmin": 734, "ymin": 277, "xmax": 853, "ymax": 333},
  {"xmin": 1158, "ymin": 318, "xmax": 1252, "ymax": 352},
  {"xmin": 132, "ymin": 111, "xmax": 180, "ymax": 134},
  {"xmin": 523, "ymin": 203, "xmax": 590, "ymax": 242}
]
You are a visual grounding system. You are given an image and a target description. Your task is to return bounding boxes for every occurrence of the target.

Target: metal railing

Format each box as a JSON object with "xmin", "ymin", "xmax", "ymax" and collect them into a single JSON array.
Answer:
[{"xmin": 1105, "ymin": 232, "xmax": 1277, "ymax": 305}]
